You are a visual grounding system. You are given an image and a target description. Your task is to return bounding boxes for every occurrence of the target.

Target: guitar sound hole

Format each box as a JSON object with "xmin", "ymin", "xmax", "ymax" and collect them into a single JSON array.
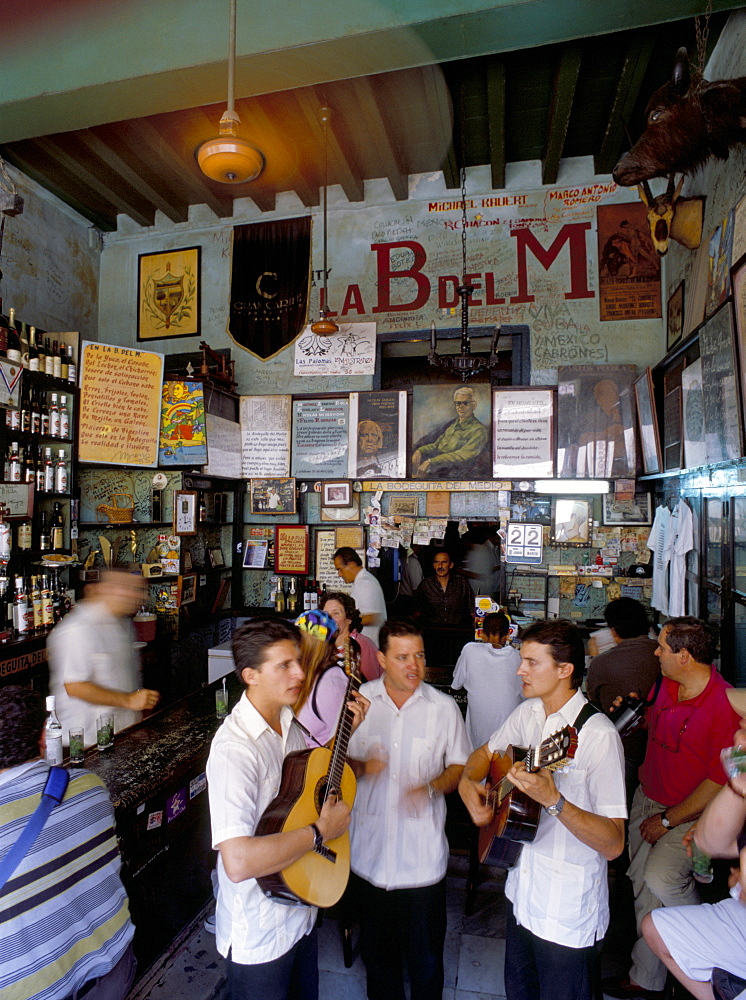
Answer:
[{"xmin": 315, "ymin": 777, "xmax": 340, "ymax": 813}]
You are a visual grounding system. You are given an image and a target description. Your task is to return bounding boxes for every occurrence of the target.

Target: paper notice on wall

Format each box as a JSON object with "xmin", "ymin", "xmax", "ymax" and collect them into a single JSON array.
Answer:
[
  {"xmin": 79, "ymin": 342, "xmax": 163, "ymax": 467},
  {"xmin": 202, "ymin": 413, "xmax": 242, "ymax": 478},
  {"xmin": 294, "ymin": 323, "xmax": 376, "ymax": 376},
  {"xmin": 240, "ymin": 395, "xmax": 291, "ymax": 477}
]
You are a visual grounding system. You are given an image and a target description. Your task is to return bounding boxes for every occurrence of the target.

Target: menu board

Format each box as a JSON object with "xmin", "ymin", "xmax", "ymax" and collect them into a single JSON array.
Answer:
[
  {"xmin": 79, "ymin": 342, "xmax": 163, "ymax": 467},
  {"xmin": 291, "ymin": 398, "xmax": 349, "ymax": 479},
  {"xmin": 240, "ymin": 395, "xmax": 292, "ymax": 477}
]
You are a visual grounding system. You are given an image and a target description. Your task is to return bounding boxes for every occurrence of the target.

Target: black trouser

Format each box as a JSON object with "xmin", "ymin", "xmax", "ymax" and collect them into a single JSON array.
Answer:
[
  {"xmin": 504, "ymin": 903, "xmax": 598, "ymax": 1000},
  {"xmin": 349, "ymin": 872, "xmax": 446, "ymax": 1000},
  {"xmin": 227, "ymin": 929, "xmax": 318, "ymax": 1000}
]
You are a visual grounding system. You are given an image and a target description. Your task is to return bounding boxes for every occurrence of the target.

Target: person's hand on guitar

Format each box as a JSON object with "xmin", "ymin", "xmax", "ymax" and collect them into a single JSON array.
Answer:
[
  {"xmin": 507, "ymin": 759, "xmax": 561, "ymax": 809},
  {"xmin": 459, "ymin": 744, "xmax": 496, "ymax": 827},
  {"xmin": 316, "ymin": 791, "xmax": 352, "ymax": 844},
  {"xmin": 347, "ymin": 689, "xmax": 370, "ymax": 734}
]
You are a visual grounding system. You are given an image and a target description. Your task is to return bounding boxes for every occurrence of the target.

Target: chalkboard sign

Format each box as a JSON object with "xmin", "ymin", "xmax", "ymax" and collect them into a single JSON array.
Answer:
[{"xmin": 699, "ymin": 302, "xmax": 742, "ymax": 463}]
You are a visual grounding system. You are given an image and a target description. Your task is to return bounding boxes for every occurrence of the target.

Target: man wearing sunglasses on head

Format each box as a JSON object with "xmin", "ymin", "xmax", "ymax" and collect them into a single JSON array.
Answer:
[{"xmin": 603, "ymin": 617, "xmax": 740, "ymax": 1000}]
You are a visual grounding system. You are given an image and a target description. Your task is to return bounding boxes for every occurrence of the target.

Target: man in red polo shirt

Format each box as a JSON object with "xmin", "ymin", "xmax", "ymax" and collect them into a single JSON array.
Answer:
[{"xmin": 603, "ymin": 617, "xmax": 740, "ymax": 1000}]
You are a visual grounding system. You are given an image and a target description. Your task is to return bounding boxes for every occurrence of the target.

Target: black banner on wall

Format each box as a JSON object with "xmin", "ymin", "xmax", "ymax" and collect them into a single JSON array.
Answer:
[{"xmin": 229, "ymin": 216, "xmax": 311, "ymax": 359}]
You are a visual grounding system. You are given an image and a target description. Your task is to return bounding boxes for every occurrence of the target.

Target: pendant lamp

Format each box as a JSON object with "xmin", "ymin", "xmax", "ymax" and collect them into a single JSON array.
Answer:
[
  {"xmin": 196, "ymin": 0, "xmax": 264, "ymax": 184},
  {"xmin": 310, "ymin": 107, "xmax": 339, "ymax": 335}
]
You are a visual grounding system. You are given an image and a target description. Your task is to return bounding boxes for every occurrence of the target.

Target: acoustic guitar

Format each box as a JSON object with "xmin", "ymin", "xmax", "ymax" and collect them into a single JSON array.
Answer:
[
  {"xmin": 478, "ymin": 726, "xmax": 578, "ymax": 868},
  {"xmin": 256, "ymin": 639, "xmax": 362, "ymax": 908}
]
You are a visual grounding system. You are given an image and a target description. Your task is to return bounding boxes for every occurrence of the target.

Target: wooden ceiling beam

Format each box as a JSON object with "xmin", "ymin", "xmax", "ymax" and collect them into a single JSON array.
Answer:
[
  {"xmin": 34, "ymin": 135, "xmax": 155, "ymax": 227},
  {"xmin": 238, "ymin": 97, "xmax": 318, "ymax": 208},
  {"xmin": 349, "ymin": 77, "xmax": 408, "ymax": 201},
  {"xmin": 595, "ymin": 29, "xmax": 657, "ymax": 175},
  {"xmin": 76, "ymin": 129, "xmax": 189, "ymax": 224},
  {"xmin": 486, "ymin": 57, "xmax": 506, "ymax": 190},
  {"xmin": 294, "ymin": 89, "xmax": 364, "ymax": 203},
  {"xmin": 121, "ymin": 118, "xmax": 234, "ymax": 219},
  {"xmin": 542, "ymin": 42, "xmax": 582, "ymax": 186}
]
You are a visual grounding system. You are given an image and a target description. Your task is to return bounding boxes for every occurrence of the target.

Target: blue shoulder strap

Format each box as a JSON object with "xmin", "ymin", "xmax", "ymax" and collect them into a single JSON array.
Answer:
[{"xmin": 0, "ymin": 766, "xmax": 70, "ymax": 893}]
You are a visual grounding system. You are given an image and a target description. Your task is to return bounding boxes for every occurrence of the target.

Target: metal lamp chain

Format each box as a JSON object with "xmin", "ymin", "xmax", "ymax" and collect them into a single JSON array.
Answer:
[{"xmin": 695, "ymin": 0, "xmax": 713, "ymax": 79}]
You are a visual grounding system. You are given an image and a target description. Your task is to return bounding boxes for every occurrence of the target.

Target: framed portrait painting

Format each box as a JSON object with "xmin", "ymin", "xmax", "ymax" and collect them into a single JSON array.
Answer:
[
  {"xmin": 138, "ymin": 247, "xmax": 200, "ymax": 341},
  {"xmin": 551, "ymin": 498, "xmax": 592, "ymax": 546},
  {"xmin": 411, "ymin": 384, "xmax": 491, "ymax": 480}
]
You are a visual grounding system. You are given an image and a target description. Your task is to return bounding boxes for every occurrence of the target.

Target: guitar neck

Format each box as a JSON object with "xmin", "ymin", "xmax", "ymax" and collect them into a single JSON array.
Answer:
[{"xmin": 327, "ymin": 639, "xmax": 362, "ymax": 791}]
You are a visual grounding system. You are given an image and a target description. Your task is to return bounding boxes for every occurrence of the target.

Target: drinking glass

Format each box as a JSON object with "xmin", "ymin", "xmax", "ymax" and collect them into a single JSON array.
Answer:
[
  {"xmin": 215, "ymin": 689, "xmax": 228, "ymax": 719},
  {"xmin": 68, "ymin": 727, "xmax": 85, "ymax": 765},
  {"xmin": 691, "ymin": 840, "xmax": 714, "ymax": 883},
  {"xmin": 96, "ymin": 713, "xmax": 114, "ymax": 751}
]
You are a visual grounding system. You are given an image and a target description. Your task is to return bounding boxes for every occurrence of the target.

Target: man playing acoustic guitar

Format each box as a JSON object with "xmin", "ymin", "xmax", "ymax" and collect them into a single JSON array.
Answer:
[
  {"xmin": 206, "ymin": 618, "xmax": 368, "ymax": 1000},
  {"xmin": 459, "ymin": 619, "xmax": 626, "ymax": 1000}
]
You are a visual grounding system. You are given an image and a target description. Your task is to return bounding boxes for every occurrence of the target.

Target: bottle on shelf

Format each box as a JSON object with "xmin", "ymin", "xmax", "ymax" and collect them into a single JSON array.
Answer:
[
  {"xmin": 17, "ymin": 519, "xmax": 32, "ymax": 551},
  {"xmin": 59, "ymin": 395, "xmax": 69, "ymax": 438},
  {"xmin": 0, "ymin": 505, "xmax": 11, "ymax": 564},
  {"xmin": 37, "ymin": 334, "xmax": 47, "ymax": 374},
  {"xmin": 8, "ymin": 442, "xmax": 21, "ymax": 482},
  {"xmin": 7, "ymin": 394, "xmax": 20, "ymax": 432},
  {"xmin": 6, "ymin": 308, "xmax": 22, "ymax": 365},
  {"xmin": 67, "ymin": 344, "xmax": 77, "ymax": 383},
  {"xmin": 30, "ymin": 388, "xmax": 41, "ymax": 436},
  {"xmin": 274, "ymin": 577, "xmax": 286, "ymax": 612},
  {"xmin": 49, "ymin": 393, "xmax": 60, "ymax": 438},
  {"xmin": 20, "ymin": 383, "xmax": 30, "ymax": 434},
  {"xmin": 40, "ymin": 392, "xmax": 50, "ymax": 436},
  {"xmin": 39, "ymin": 510, "xmax": 51, "ymax": 552},
  {"xmin": 14, "ymin": 574, "xmax": 29, "ymax": 634},
  {"xmin": 44, "ymin": 336, "xmax": 54, "ymax": 376},
  {"xmin": 35, "ymin": 450, "xmax": 45, "ymax": 493},
  {"xmin": 19, "ymin": 320, "xmax": 30, "ymax": 370},
  {"xmin": 23, "ymin": 445, "xmax": 35, "ymax": 485},
  {"xmin": 287, "ymin": 577, "xmax": 298, "ymax": 613},
  {"xmin": 43, "ymin": 448, "xmax": 54, "ymax": 493},
  {"xmin": 51, "ymin": 502, "xmax": 65, "ymax": 552},
  {"xmin": 303, "ymin": 579, "xmax": 312, "ymax": 611},
  {"xmin": 30, "ymin": 575, "xmax": 42, "ymax": 631},
  {"xmin": 4, "ymin": 574, "xmax": 15, "ymax": 633},
  {"xmin": 59, "ymin": 344, "xmax": 69, "ymax": 381},
  {"xmin": 0, "ymin": 307, "xmax": 9, "ymax": 357},
  {"xmin": 198, "ymin": 491, "xmax": 207, "ymax": 522},
  {"xmin": 44, "ymin": 695, "xmax": 63, "ymax": 766},
  {"xmin": 309, "ymin": 580, "xmax": 319, "ymax": 610},
  {"xmin": 28, "ymin": 326, "xmax": 39, "ymax": 372},
  {"xmin": 41, "ymin": 575, "xmax": 54, "ymax": 627},
  {"xmin": 52, "ymin": 339, "xmax": 61, "ymax": 379},
  {"xmin": 54, "ymin": 449, "xmax": 67, "ymax": 493}
]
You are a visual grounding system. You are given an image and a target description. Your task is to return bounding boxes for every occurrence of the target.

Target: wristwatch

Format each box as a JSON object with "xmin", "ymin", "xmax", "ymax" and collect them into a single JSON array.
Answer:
[
  {"xmin": 427, "ymin": 782, "xmax": 436, "ymax": 800},
  {"xmin": 310, "ymin": 823, "xmax": 324, "ymax": 853},
  {"xmin": 545, "ymin": 794, "xmax": 565, "ymax": 817},
  {"xmin": 660, "ymin": 813, "xmax": 673, "ymax": 829}
]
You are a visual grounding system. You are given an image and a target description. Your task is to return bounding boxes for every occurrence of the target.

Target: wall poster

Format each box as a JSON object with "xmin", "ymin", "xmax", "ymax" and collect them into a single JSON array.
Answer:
[
  {"xmin": 202, "ymin": 413, "xmax": 241, "ymax": 479},
  {"xmin": 294, "ymin": 323, "xmax": 376, "ymax": 376},
  {"xmin": 596, "ymin": 202, "xmax": 661, "ymax": 321},
  {"xmin": 240, "ymin": 395, "xmax": 291, "ymax": 478},
  {"xmin": 348, "ymin": 391, "xmax": 407, "ymax": 479},
  {"xmin": 79, "ymin": 342, "xmax": 164, "ymax": 467},
  {"xmin": 699, "ymin": 301, "xmax": 742, "ymax": 463},
  {"xmin": 492, "ymin": 388, "xmax": 554, "ymax": 479},
  {"xmin": 291, "ymin": 398, "xmax": 349, "ymax": 479},
  {"xmin": 556, "ymin": 365, "xmax": 637, "ymax": 478},
  {"xmin": 158, "ymin": 381, "xmax": 207, "ymax": 466},
  {"xmin": 275, "ymin": 525, "xmax": 309, "ymax": 575},
  {"xmin": 681, "ymin": 358, "xmax": 707, "ymax": 469},
  {"xmin": 411, "ymin": 384, "xmax": 491, "ymax": 480}
]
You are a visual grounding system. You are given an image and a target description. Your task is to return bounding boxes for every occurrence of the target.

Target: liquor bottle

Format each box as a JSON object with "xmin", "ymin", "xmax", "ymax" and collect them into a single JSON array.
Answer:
[
  {"xmin": 41, "ymin": 575, "xmax": 54, "ymax": 627},
  {"xmin": 51, "ymin": 502, "xmax": 64, "ymax": 551},
  {"xmin": 44, "ymin": 695, "xmax": 63, "ymax": 766},
  {"xmin": 274, "ymin": 577, "xmax": 286, "ymax": 612},
  {"xmin": 287, "ymin": 577, "xmax": 298, "ymax": 613},
  {"xmin": 43, "ymin": 448, "xmax": 54, "ymax": 493},
  {"xmin": 40, "ymin": 392, "xmax": 49, "ymax": 437},
  {"xmin": 55, "ymin": 450, "xmax": 67, "ymax": 493},
  {"xmin": 49, "ymin": 393, "xmax": 60, "ymax": 437},
  {"xmin": 8, "ymin": 442, "xmax": 21, "ymax": 482},
  {"xmin": 20, "ymin": 383, "xmax": 30, "ymax": 433},
  {"xmin": 30, "ymin": 576, "xmax": 42, "ymax": 631},
  {"xmin": 6, "ymin": 308, "xmax": 22, "ymax": 364},
  {"xmin": 52, "ymin": 340, "xmax": 61, "ymax": 379},
  {"xmin": 309, "ymin": 580, "xmax": 319, "ymax": 610},
  {"xmin": 198, "ymin": 491, "xmax": 207, "ymax": 522},
  {"xmin": 28, "ymin": 326, "xmax": 39, "ymax": 371},
  {"xmin": 0, "ymin": 307, "xmax": 9, "ymax": 357},
  {"xmin": 17, "ymin": 519, "xmax": 32, "ymax": 551},
  {"xmin": 303, "ymin": 579, "xmax": 312, "ymax": 611},
  {"xmin": 4, "ymin": 573, "xmax": 15, "ymax": 632},
  {"xmin": 44, "ymin": 337, "xmax": 54, "ymax": 376},
  {"xmin": 0, "ymin": 506, "xmax": 11, "ymax": 564},
  {"xmin": 14, "ymin": 575, "xmax": 29, "ymax": 634},
  {"xmin": 37, "ymin": 334, "xmax": 47, "ymax": 374},
  {"xmin": 30, "ymin": 388, "xmax": 41, "ymax": 435},
  {"xmin": 35, "ymin": 450, "xmax": 45, "ymax": 493},
  {"xmin": 7, "ymin": 396, "xmax": 20, "ymax": 432},
  {"xmin": 59, "ymin": 395, "xmax": 69, "ymax": 438},
  {"xmin": 59, "ymin": 344, "xmax": 69, "ymax": 381},
  {"xmin": 23, "ymin": 445, "xmax": 35, "ymax": 485},
  {"xmin": 39, "ymin": 511, "xmax": 51, "ymax": 552},
  {"xmin": 19, "ymin": 320, "xmax": 30, "ymax": 370},
  {"xmin": 67, "ymin": 344, "xmax": 77, "ymax": 383}
]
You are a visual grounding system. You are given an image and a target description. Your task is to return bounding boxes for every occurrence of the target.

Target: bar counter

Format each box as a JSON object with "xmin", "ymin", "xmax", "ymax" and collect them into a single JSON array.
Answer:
[{"xmin": 79, "ymin": 681, "xmax": 235, "ymax": 976}]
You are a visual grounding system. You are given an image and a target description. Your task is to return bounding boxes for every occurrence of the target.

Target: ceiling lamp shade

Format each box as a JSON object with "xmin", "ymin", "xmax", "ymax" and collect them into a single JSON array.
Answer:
[{"xmin": 197, "ymin": 112, "xmax": 264, "ymax": 184}]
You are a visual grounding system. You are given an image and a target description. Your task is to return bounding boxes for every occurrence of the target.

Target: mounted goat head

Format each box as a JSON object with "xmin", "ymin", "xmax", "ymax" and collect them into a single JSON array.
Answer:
[
  {"xmin": 613, "ymin": 47, "xmax": 746, "ymax": 186},
  {"xmin": 637, "ymin": 173, "xmax": 705, "ymax": 255}
]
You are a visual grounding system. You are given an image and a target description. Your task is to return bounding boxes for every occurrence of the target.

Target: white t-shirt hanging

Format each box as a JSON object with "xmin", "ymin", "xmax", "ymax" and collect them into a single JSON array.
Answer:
[
  {"xmin": 668, "ymin": 501, "xmax": 694, "ymax": 617},
  {"xmin": 647, "ymin": 505, "xmax": 672, "ymax": 614}
]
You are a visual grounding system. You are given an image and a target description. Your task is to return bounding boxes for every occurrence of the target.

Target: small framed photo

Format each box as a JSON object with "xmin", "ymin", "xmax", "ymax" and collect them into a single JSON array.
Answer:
[
  {"xmin": 208, "ymin": 547, "xmax": 225, "ymax": 568},
  {"xmin": 249, "ymin": 478, "xmax": 296, "ymax": 515},
  {"xmin": 183, "ymin": 550, "xmax": 193, "ymax": 572},
  {"xmin": 173, "ymin": 491, "xmax": 198, "ymax": 535},
  {"xmin": 178, "ymin": 573, "xmax": 197, "ymax": 605},
  {"xmin": 322, "ymin": 481, "xmax": 352, "ymax": 507},
  {"xmin": 667, "ymin": 280, "xmax": 685, "ymax": 350},
  {"xmin": 551, "ymin": 498, "xmax": 592, "ymax": 546},
  {"xmin": 389, "ymin": 496, "xmax": 419, "ymax": 518},
  {"xmin": 602, "ymin": 492, "xmax": 653, "ymax": 526}
]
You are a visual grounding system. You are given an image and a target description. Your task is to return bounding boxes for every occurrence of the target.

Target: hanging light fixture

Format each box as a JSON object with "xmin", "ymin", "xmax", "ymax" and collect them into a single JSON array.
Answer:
[
  {"xmin": 310, "ymin": 106, "xmax": 339, "ymax": 335},
  {"xmin": 196, "ymin": 0, "xmax": 264, "ymax": 184},
  {"xmin": 429, "ymin": 98, "xmax": 500, "ymax": 381}
]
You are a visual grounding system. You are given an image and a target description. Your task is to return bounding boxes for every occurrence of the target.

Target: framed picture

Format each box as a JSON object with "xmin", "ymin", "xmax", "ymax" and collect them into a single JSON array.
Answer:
[
  {"xmin": 705, "ymin": 212, "xmax": 734, "ymax": 319},
  {"xmin": 551, "ymin": 498, "xmax": 592, "ymax": 546},
  {"xmin": 275, "ymin": 525, "xmax": 309, "ymax": 574},
  {"xmin": 208, "ymin": 547, "xmax": 225, "ymax": 568},
  {"xmin": 243, "ymin": 538, "xmax": 269, "ymax": 569},
  {"xmin": 348, "ymin": 391, "xmax": 407, "ymax": 479},
  {"xmin": 335, "ymin": 525, "xmax": 364, "ymax": 549},
  {"xmin": 493, "ymin": 388, "xmax": 554, "ymax": 478},
  {"xmin": 602, "ymin": 492, "xmax": 653, "ymax": 526},
  {"xmin": 681, "ymin": 359, "xmax": 708, "ymax": 469},
  {"xmin": 699, "ymin": 300, "xmax": 742, "ymax": 463},
  {"xmin": 667, "ymin": 281, "xmax": 685, "ymax": 350},
  {"xmin": 388, "ymin": 496, "xmax": 419, "ymax": 518},
  {"xmin": 731, "ymin": 253, "xmax": 746, "ymax": 421},
  {"xmin": 323, "ymin": 481, "xmax": 351, "ymax": 507},
  {"xmin": 173, "ymin": 490, "xmax": 197, "ymax": 535},
  {"xmin": 634, "ymin": 368, "xmax": 663, "ymax": 475},
  {"xmin": 510, "ymin": 493, "xmax": 552, "ymax": 525},
  {"xmin": 137, "ymin": 246, "xmax": 200, "ymax": 341},
  {"xmin": 178, "ymin": 573, "xmax": 197, "ymax": 605},
  {"xmin": 158, "ymin": 380, "xmax": 207, "ymax": 466},
  {"xmin": 249, "ymin": 478, "xmax": 296, "ymax": 515},
  {"xmin": 182, "ymin": 550, "xmax": 193, "ymax": 572},
  {"xmin": 321, "ymin": 495, "xmax": 361, "ymax": 522},
  {"xmin": 411, "ymin": 384, "xmax": 491, "ymax": 480}
]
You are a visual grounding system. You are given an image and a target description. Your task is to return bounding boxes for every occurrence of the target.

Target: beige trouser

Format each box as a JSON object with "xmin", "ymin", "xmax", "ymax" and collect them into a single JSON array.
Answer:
[{"xmin": 627, "ymin": 786, "xmax": 700, "ymax": 991}]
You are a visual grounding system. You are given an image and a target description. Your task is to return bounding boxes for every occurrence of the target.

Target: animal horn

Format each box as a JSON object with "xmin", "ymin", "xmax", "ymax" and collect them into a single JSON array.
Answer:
[
  {"xmin": 665, "ymin": 173, "xmax": 676, "ymax": 199},
  {"xmin": 673, "ymin": 175, "xmax": 685, "ymax": 201},
  {"xmin": 672, "ymin": 47, "xmax": 690, "ymax": 95},
  {"xmin": 637, "ymin": 180, "xmax": 653, "ymax": 207}
]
